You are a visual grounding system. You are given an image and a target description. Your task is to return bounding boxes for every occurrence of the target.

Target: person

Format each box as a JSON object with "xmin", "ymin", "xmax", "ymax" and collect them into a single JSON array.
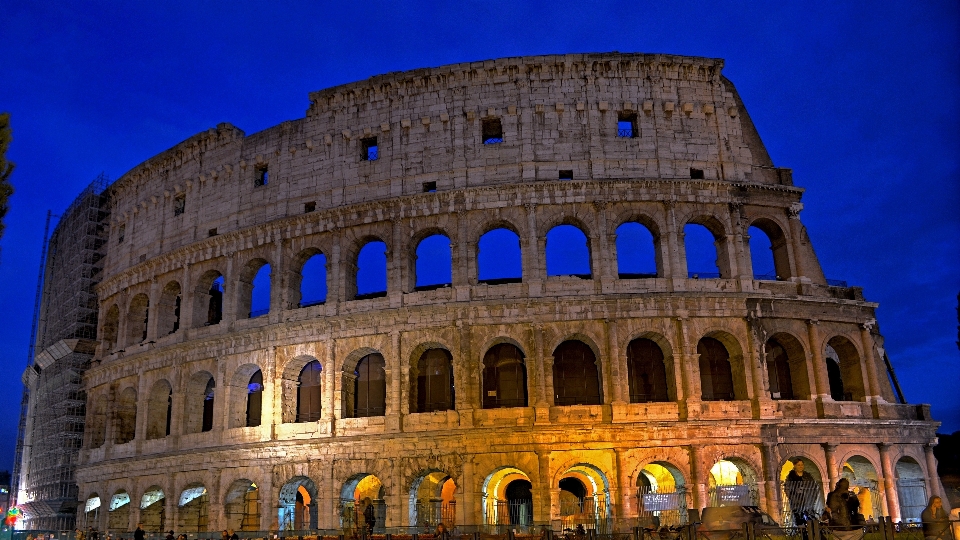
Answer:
[
  {"xmin": 222, "ymin": 530, "xmax": 229, "ymax": 540},
  {"xmin": 76, "ymin": 529, "xmax": 86, "ymax": 540},
  {"xmin": 784, "ymin": 459, "xmax": 817, "ymax": 525},
  {"xmin": 362, "ymin": 498, "xmax": 376, "ymax": 535},
  {"xmin": 920, "ymin": 496, "xmax": 949, "ymax": 540},
  {"xmin": 826, "ymin": 479, "xmax": 859, "ymax": 529},
  {"xmin": 435, "ymin": 523, "xmax": 450, "ymax": 540},
  {"xmin": 134, "ymin": 524, "xmax": 145, "ymax": 540},
  {"xmin": 165, "ymin": 531, "xmax": 174, "ymax": 540},
  {"xmin": 228, "ymin": 530, "xmax": 238, "ymax": 540}
]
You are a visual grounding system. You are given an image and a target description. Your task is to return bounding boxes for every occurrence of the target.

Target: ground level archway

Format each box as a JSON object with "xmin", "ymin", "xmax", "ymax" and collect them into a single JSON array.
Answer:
[{"xmin": 482, "ymin": 467, "xmax": 534, "ymax": 529}]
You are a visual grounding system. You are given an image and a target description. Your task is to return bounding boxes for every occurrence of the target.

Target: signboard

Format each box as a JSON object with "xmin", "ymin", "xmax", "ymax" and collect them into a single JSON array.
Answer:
[
  {"xmin": 716, "ymin": 485, "xmax": 751, "ymax": 506},
  {"xmin": 641, "ymin": 492, "xmax": 680, "ymax": 512}
]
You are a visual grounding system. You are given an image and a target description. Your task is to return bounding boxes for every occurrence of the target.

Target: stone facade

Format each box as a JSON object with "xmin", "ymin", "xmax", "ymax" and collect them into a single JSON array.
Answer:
[{"xmin": 75, "ymin": 53, "xmax": 943, "ymax": 534}]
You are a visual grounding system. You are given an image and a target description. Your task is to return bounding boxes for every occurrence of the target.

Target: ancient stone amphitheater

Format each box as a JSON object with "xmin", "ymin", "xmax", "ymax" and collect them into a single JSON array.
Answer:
[{"xmin": 75, "ymin": 53, "xmax": 944, "ymax": 535}]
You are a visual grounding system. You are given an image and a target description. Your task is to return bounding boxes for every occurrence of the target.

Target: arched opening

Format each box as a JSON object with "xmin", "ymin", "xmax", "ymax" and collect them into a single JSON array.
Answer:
[
  {"xmin": 553, "ymin": 340, "xmax": 602, "ymax": 406},
  {"xmin": 409, "ymin": 471, "xmax": 457, "ymax": 528},
  {"xmin": 749, "ymin": 219, "xmax": 791, "ymax": 280},
  {"xmin": 616, "ymin": 221, "xmax": 658, "ymax": 278},
  {"xmin": 637, "ymin": 462, "xmax": 688, "ymax": 526},
  {"xmin": 157, "ymin": 281, "xmax": 182, "ymax": 335},
  {"xmin": 707, "ymin": 459, "xmax": 759, "ymax": 507},
  {"xmin": 478, "ymin": 228, "xmax": 522, "ymax": 284},
  {"xmin": 178, "ymin": 483, "xmax": 209, "ymax": 532},
  {"xmin": 482, "ymin": 468, "xmax": 534, "ymax": 528},
  {"xmin": 825, "ymin": 337, "xmax": 866, "ymax": 401},
  {"xmin": 414, "ymin": 234, "xmax": 452, "ymax": 291},
  {"xmin": 246, "ymin": 370, "xmax": 263, "ymax": 427},
  {"xmin": 193, "ymin": 270, "xmax": 224, "ymax": 327},
  {"xmin": 684, "ymin": 221, "xmax": 725, "ymax": 279},
  {"xmin": 895, "ymin": 457, "xmax": 927, "ymax": 522},
  {"xmin": 698, "ymin": 337, "xmax": 736, "ymax": 401},
  {"xmin": 626, "ymin": 338, "xmax": 669, "ymax": 403},
  {"xmin": 297, "ymin": 360, "xmax": 323, "ymax": 422},
  {"xmin": 298, "ymin": 252, "xmax": 327, "ymax": 307},
  {"xmin": 87, "ymin": 398, "xmax": 106, "ymax": 449},
  {"xmin": 841, "ymin": 456, "xmax": 882, "ymax": 521},
  {"xmin": 102, "ymin": 304, "xmax": 120, "ymax": 351},
  {"xmin": 411, "ymin": 348, "xmax": 455, "ymax": 413},
  {"xmin": 345, "ymin": 353, "xmax": 386, "ymax": 418},
  {"xmin": 184, "ymin": 372, "xmax": 215, "ymax": 434},
  {"xmin": 228, "ymin": 364, "xmax": 264, "ymax": 429},
  {"xmin": 765, "ymin": 334, "xmax": 812, "ymax": 400},
  {"xmin": 558, "ymin": 464, "xmax": 612, "ymax": 533},
  {"xmin": 114, "ymin": 387, "xmax": 137, "ymax": 444},
  {"xmin": 546, "ymin": 224, "xmax": 592, "ymax": 278},
  {"xmin": 237, "ymin": 259, "xmax": 271, "ymax": 319},
  {"xmin": 139, "ymin": 487, "xmax": 166, "ymax": 532},
  {"xmin": 83, "ymin": 495, "xmax": 101, "ymax": 529},
  {"xmin": 126, "ymin": 293, "xmax": 150, "ymax": 345},
  {"xmin": 278, "ymin": 476, "xmax": 318, "ymax": 531},
  {"xmin": 482, "ymin": 343, "xmax": 528, "ymax": 409},
  {"xmin": 146, "ymin": 380, "xmax": 173, "ymax": 439},
  {"xmin": 224, "ymin": 479, "xmax": 260, "ymax": 532},
  {"xmin": 356, "ymin": 240, "xmax": 387, "ymax": 299},
  {"xmin": 780, "ymin": 457, "xmax": 824, "ymax": 526},
  {"xmin": 341, "ymin": 474, "xmax": 385, "ymax": 533},
  {"xmin": 108, "ymin": 490, "xmax": 131, "ymax": 531}
]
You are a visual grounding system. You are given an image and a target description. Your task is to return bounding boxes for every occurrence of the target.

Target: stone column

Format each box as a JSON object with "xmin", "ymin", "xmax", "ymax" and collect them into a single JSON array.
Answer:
[
  {"xmin": 323, "ymin": 340, "xmax": 336, "ymax": 430},
  {"xmin": 180, "ymin": 263, "xmax": 194, "ymax": 331},
  {"xmin": 923, "ymin": 444, "xmax": 941, "ymax": 500},
  {"xmin": 535, "ymin": 450, "xmax": 554, "ymax": 528},
  {"xmin": 222, "ymin": 255, "xmax": 237, "ymax": 327},
  {"xmin": 859, "ymin": 323, "xmax": 884, "ymax": 403},
  {"xmin": 663, "ymin": 201, "xmax": 684, "ymax": 286},
  {"xmin": 386, "ymin": 331, "xmax": 402, "ymax": 431},
  {"xmin": 262, "ymin": 346, "xmax": 278, "ymax": 440},
  {"xmin": 688, "ymin": 446, "xmax": 707, "ymax": 512},
  {"xmin": 878, "ymin": 444, "xmax": 900, "ymax": 521},
  {"xmin": 592, "ymin": 201, "xmax": 614, "ymax": 288},
  {"xmin": 786, "ymin": 204, "xmax": 808, "ymax": 281},
  {"xmin": 607, "ymin": 319, "xmax": 628, "ymax": 403},
  {"xmin": 822, "ymin": 444, "xmax": 839, "ymax": 490},
  {"xmin": 259, "ymin": 468, "xmax": 275, "ymax": 532},
  {"xmin": 760, "ymin": 443, "xmax": 782, "ymax": 520},
  {"xmin": 271, "ymin": 238, "xmax": 286, "ymax": 321},
  {"xmin": 460, "ymin": 457, "xmax": 475, "ymax": 527},
  {"xmin": 524, "ymin": 203, "xmax": 543, "ymax": 297},
  {"xmin": 675, "ymin": 317, "xmax": 699, "ymax": 418},
  {"xmin": 146, "ymin": 278, "xmax": 161, "ymax": 341},
  {"xmin": 806, "ymin": 320, "xmax": 831, "ymax": 404}
]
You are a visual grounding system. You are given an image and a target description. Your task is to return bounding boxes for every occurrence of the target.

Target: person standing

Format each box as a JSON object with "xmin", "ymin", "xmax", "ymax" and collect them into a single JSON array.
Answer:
[
  {"xmin": 920, "ymin": 496, "xmax": 949, "ymax": 540},
  {"xmin": 362, "ymin": 498, "xmax": 376, "ymax": 535},
  {"xmin": 134, "ymin": 524, "xmax": 145, "ymax": 540},
  {"xmin": 784, "ymin": 459, "xmax": 817, "ymax": 525}
]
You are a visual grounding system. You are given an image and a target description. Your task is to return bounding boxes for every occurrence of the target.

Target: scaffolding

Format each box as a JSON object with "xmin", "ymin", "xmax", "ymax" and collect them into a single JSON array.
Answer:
[{"xmin": 16, "ymin": 175, "xmax": 110, "ymax": 531}]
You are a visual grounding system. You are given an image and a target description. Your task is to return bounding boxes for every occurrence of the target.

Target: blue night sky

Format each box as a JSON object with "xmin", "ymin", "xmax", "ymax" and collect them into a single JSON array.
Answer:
[{"xmin": 0, "ymin": 1, "xmax": 958, "ymax": 471}]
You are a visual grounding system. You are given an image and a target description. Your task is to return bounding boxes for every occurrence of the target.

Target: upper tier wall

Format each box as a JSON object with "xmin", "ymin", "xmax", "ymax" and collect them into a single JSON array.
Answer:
[{"xmin": 104, "ymin": 53, "xmax": 788, "ymax": 278}]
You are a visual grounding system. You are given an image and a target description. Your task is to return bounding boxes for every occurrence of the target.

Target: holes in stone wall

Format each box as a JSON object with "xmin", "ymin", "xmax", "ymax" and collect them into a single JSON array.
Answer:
[
  {"xmin": 356, "ymin": 241, "xmax": 387, "ymax": 299},
  {"xmin": 552, "ymin": 340, "xmax": 602, "ymax": 406},
  {"xmin": 414, "ymin": 234, "xmax": 452, "ymax": 291},
  {"xmin": 478, "ymin": 228, "xmax": 522, "ymax": 284},
  {"xmin": 684, "ymin": 223, "xmax": 721, "ymax": 279},
  {"xmin": 482, "ymin": 118, "xmax": 503, "ymax": 144},
  {"xmin": 616, "ymin": 222, "xmax": 658, "ymax": 279},
  {"xmin": 410, "ymin": 348, "xmax": 455, "ymax": 413},
  {"xmin": 546, "ymin": 225, "xmax": 591, "ymax": 278}
]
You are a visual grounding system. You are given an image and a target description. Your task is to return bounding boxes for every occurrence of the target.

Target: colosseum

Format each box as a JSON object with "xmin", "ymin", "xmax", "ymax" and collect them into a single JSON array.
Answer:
[{"xmin": 68, "ymin": 53, "xmax": 945, "ymax": 534}]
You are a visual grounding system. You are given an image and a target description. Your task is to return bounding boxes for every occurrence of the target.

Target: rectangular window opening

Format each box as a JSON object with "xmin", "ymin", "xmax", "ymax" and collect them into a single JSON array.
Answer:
[
  {"xmin": 304, "ymin": 201, "xmax": 316, "ymax": 213},
  {"xmin": 617, "ymin": 112, "xmax": 638, "ymax": 138},
  {"xmin": 361, "ymin": 137, "xmax": 378, "ymax": 161},
  {"xmin": 482, "ymin": 118, "xmax": 503, "ymax": 144},
  {"xmin": 559, "ymin": 170, "xmax": 573, "ymax": 181},
  {"xmin": 208, "ymin": 228, "xmax": 218, "ymax": 237},
  {"xmin": 422, "ymin": 181, "xmax": 437, "ymax": 193},
  {"xmin": 173, "ymin": 195, "xmax": 185, "ymax": 216},
  {"xmin": 690, "ymin": 168, "xmax": 705, "ymax": 179},
  {"xmin": 255, "ymin": 166, "xmax": 269, "ymax": 187}
]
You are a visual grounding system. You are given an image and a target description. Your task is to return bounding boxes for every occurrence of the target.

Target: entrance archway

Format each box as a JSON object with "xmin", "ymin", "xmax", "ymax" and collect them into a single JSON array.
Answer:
[
  {"xmin": 341, "ymin": 474, "xmax": 385, "ymax": 532},
  {"xmin": 557, "ymin": 464, "xmax": 612, "ymax": 533},
  {"xmin": 707, "ymin": 459, "xmax": 759, "ymax": 507},
  {"xmin": 409, "ymin": 471, "xmax": 456, "ymax": 528},
  {"xmin": 139, "ymin": 487, "xmax": 165, "ymax": 532},
  {"xmin": 482, "ymin": 467, "xmax": 534, "ymax": 529},
  {"xmin": 279, "ymin": 476, "xmax": 318, "ymax": 531},
  {"xmin": 841, "ymin": 456, "xmax": 882, "ymax": 521},
  {"xmin": 895, "ymin": 457, "xmax": 926, "ymax": 522},
  {"xmin": 779, "ymin": 457, "xmax": 824, "ymax": 526},
  {"xmin": 637, "ymin": 462, "xmax": 688, "ymax": 526},
  {"xmin": 83, "ymin": 494, "xmax": 101, "ymax": 529},
  {"xmin": 108, "ymin": 490, "xmax": 131, "ymax": 531},
  {"xmin": 224, "ymin": 479, "xmax": 260, "ymax": 531},
  {"xmin": 178, "ymin": 483, "xmax": 209, "ymax": 532}
]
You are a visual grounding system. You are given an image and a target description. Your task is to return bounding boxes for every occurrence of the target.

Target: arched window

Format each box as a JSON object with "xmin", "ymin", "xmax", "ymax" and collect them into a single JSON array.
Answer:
[
  {"xmin": 114, "ymin": 387, "xmax": 137, "ymax": 444},
  {"xmin": 411, "ymin": 349, "xmax": 455, "ymax": 413},
  {"xmin": 202, "ymin": 378, "xmax": 216, "ymax": 432},
  {"xmin": 185, "ymin": 372, "xmax": 216, "ymax": 434},
  {"xmin": 158, "ymin": 281, "xmax": 182, "ymax": 335},
  {"xmin": 749, "ymin": 220, "xmax": 791, "ymax": 280},
  {"xmin": 826, "ymin": 338, "xmax": 866, "ymax": 401},
  {"xmin": 482, "ymin": 343, "xmax": 527, "ymax": 408},
  {"xmin": 203, "ymin": 274, "xmax": 224, "ymax": 326},
  {"xmin": 356, "ymin": 240, "xmax": 387, "ymax": 299},
  {"xmin": 352, "ymin": 353, "xmax": 386, "ymax": 417},
  {"xmin": 698, "ymin": 337, "xmax": 735, "ymax": 401},
  {"xmin": 127, "ymin": 293, "xmax": 150, "ymax": 345},
  {"xmin": 102, "ymin": 304, "xmax": 120, "ymax": 350},
  {"xmin": 146, "ymin": 380, "xmax": 172, "ymax": 439},
  {"xmin": 616, "ymin": 222, "xmax": 658, "ymax": 278},
  {"xmin": 299, "ymin": 253, "xmax": 327, "ymax": 307},
  {"xmin": 684, "ymin": 223, "xmax": 722, "ymax": 278},
  {"xmin": 552, "ymin": 341, "xmax": 602, "ymax": 406},
  {"xmin": 626, "ymin": 338, "xmax": 669, "ymax": 402},
  {"xmin": 296, "ymin": 361, "xmax": 323, "ymax": 422},
  {"xmin": 414, "ymin": 234, "xmax": 452, "ymax": 290},
  {"xmin": 546, "ymin": 225, "xmax": 591, "ymax": 278},
  {"xmin": 478, "ymin": 228, "xmax": 522, "ymax": 284},
  {"xmin": 765, "ymin": 340, "xmax": 794, "ymax": 400},
  {"xmin": 246, "ymin": 370, "xmax": 263, "ymax": 427},
  {"xmin": 249, "ymin": 263, "xmax": 271, "ymax": 318},
  {"xmin": 827, "ymin": 356, "xmax": 845, "ymax": 401}
]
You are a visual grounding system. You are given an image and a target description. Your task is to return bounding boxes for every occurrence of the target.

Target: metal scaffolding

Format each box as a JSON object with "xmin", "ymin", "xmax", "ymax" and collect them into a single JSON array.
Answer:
[{"xmin": 16, "ymin": 175, "xmax": 110, "ymax": 531}]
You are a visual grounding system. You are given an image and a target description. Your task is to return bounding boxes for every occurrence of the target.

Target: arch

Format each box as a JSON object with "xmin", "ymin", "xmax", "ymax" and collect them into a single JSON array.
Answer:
[
  {"xmin": 557, "ymin": 463, "xmax": 613, "ymax": 532},
  {"xmin": 478, "ymin": 228, "xmax": 522, "ymax": 284},
  {"xmin": 749, "ymin": 218, "xmax": 791, "ymax": 280},
  {"xmin": 356, "ymin": 239, "xmax": 388, "ymax": 299},
  {"xmin": 409, "ymin": 470, "xmax": 457, "ymax": 527},
  {"xmin": 223, "ymin": 478, "xmax": 260, "ymax": 531},
  {"xmin": 626, "ymin": 338, "xmax": 670, "ymax": 403},
  {"xmin": 895, "ymin": 457, "xmax": 927, "ymax": 522},
  {"xmin": 178, "ymin": 483, "xmax": 209, "ymax": 532},
  {"xmin": 345, "ymin": 352, "xmax": 387, "ymax": 418},
  {"xmin": 414, "ymin": 233, "xmax": 453, "ymax": 290},
  {"xmin": 278, "ymin": 355, "xmax": 320, "ymax": 423},
  {"xmin": 765, "ymin": 334, "xmax": 811, "ymax": 400},
  {"xmin": 553, "ymin": 340, "xmax": 603, "ymax": 406},
  {"xmin": 126, "ymin": 293, "xmax": 150, "ymax": 345},
  {"xmin": 102, "ymin": 304, "xmax": 120, "ymax": 351},
  {"xmin": 780, "ymin": 456, "xmax": 825, "ymax": 526},
  {"xmin": 683, "ymin": 220, "xmax": 726, "ymax": 279},
  {"xmin": 707, "ymin": 458, "xmax": 760, "ymax": 507},
  {"xmin": 193, "ymin": 270, "xmax": 224, "ymax": 327},
  {"xmin": 108, "ymin": 489, "xmax": 132, "ymax": 531},
  {"xmin": 146, "ymin": 379, "xmax": 173, "ymax": 439},
  {"xmin": 482, "ymin": 467, "xmax": 534, "ymax": 527},
  {"xmin": 139, "ymin": 486, "xmax": 166, "ymax": 532},
  {"xmin": 297, "ymin": 360, "xmax": 323, "ymax": 422},
  {"xmin": 296, "ymin": 250, "xmax": 328, "ymax": 308},
  {"xmin": 698, "ymin": 337, "xmax": 736, "ymax": 401},
  {"xmin": 238, "ymin": 258, "xmax": 271, "ymax": 319},
  {"xmin": 546, "ymin": 224, "xmax": 592, "ymax": 278},
  {"xmin": 482, "ymin": 342, "xmax": 528, "ymax": 408},
  {"xmin": 636, "ymin": 461, "xmax": 688, "ymax": 526},
  {"xmin": 184, "ymin": 371, "xmax": 216, "ymax": 434},
  {"xmin": 87, "ymin": 397, "xmax": 106, "ymax": 449},
  {"xmin": 840, "ymin": 455, "xmax": 882, "ymax": 521},
  {"xmin": 114, "ymin": 386, "xmax": 138, "ymax": 444},
  {"xmin": 228, "ymin": 363, "xmax": 265, "ymax": 428},
  {"xmin": 279, "ymin": 476, "xmax": 319, "ymax": 531},
  {"xmin": 157, "ymin": 281, "xmax": 182, "ymax": 335},
  {"xmin": 826, "ymin": 336, "xmax": 866, "ymax": 401},
  {"xmin": 341, "ymin": 473, "xmax": 385, "ymax": 532},
  {"xmin": 83, "ymin": 494, "xmax": 101, "ymax": 529},
  {"xmin": 615, "ymin": 221, "xmax": 659, "ymax": 278},
  {"xmin": 410, "ymin": 348, "xmax": 455, "ymax": 413}
]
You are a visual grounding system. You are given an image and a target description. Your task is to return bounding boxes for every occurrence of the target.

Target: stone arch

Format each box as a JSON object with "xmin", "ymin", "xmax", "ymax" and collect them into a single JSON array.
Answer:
[
  {"xmin": 408, "ymin": 469, "xmax": 457, "ymax": 527},
  {"xmin": 278, "ymin": 476, "xmax": 319, "ymax": 531},
  {"xmin": 184, "ymin": 371, "xmax": 216, "ymax": 434},
  {"xmin": 126, "ymin": 292, "xmax": 150, "ymax": 346},
  {"xmin": 102, "ymin": 303, "xmax": 120, "ymax": 351},
  {"xmin": 157, "ymin": 280, "xmax": 183, "ymax": 336},
  {"xmin": 554, "ymin": 462, "xmax": 614, "ymax": 530},
  {"xmin": 277, "ymin": 354, "xmax": 323, "ymax": 423},
  {"xmin": 482, "ymin": 466, "xmax": 535, "ymax": 527},
  {"xmin": 481, "ymin": 340, "xmax": 529, "ymax": 409},
  {"xmin": 237, "ymin": 256, "xmax": 272, "ymax": 319},
  {"xmin": 626, "ymin": 336, "xmax": 671, "ymax": 403},
  {"xmin": 780, "ymin": 455, "xmax": 825, "ymax": 526},
  {"xmin": 895, "ymin": 456, "xmax": 927, "ymax": 522},
  {"xmin": 113, "ymin": 386, "xmax": 137, "ymax": 444},
  {"xmin": 633, "ymin": 458, "xmax": 689, "ymax": 525},
  {"xmin": 838, "ymin": 453, "xmax": 883, "ymax": 521},
  {"xmin": 698, "ymin": 330, "xmax": 749, "ymax": 401},
  {"xmin": 177, "ymin": 482, "xmax": 209, "ymax": 532},
  {"xmin": 193, "ymin": 268, "xmax": 225, "ymax": 327},
  {"xmin": 614, "ymin": 215, "xmax": 662, "ymax": 278},
  {"xmin": 228, "ymin": 363, "xmax": 264, "ymax": 428},
  {"xmin": 411, "ymin": 229, "xmax": 453, "ymax": 291},
  {"xmin": 290, "ymin": 247, "xmax": 328, "ymax": 309},
  {"xmin": 748, "ymin": 217, "xmax": 792, "ymax": 280},
  {"xmin": 343, "ymin": 348, "xmax": 387, "ymax": 418},
  {"xmin": 825, "ymin": 335, "xmax": 866, "ymax": 401},
  {"xmin": 83, "ymin": 493, "xmax": 102, "ymax": 529},
  {"xmin": 410, "ymin": 344, "xmax": 455, "ymax": 413},
  {"xmin": 146, "ymin": 379, "xmax": 173, "ymax": 439},
  {"xmin": 765, "ymin": 332, "xmax": 812, "ymax": 400},
  {"xmin": 551, "ymin": 335, "xmax": 604, "ymax": 406},
  {"xmin": 706, "ymin": 456, "xmax": 761, "ymax": 507},
  {"xmin": 477, "ymin": 226, "xmax": 523, "ymax": 284},
  {"xmin": 139, "ymin": 486, "xmax": 166, "ymax": 532},
  {"xmin": 223, "ymin": 478, "xmax": 260, "ymax": 531},
  {"xmin": 108, "ymin": 489, "xmax": 132, "ymax": 531},
  {"xmin": 352, "ymin": 235, "xmax": 389, "ymax": 299},
  {"xmin": 545, "ymin": 223, "xmax": 593, "ymax": 278},
  {"xmin": 341, "ymin": 473, "xmax": 386, "ymax": 532},
  {"xmin": 682, "ymin": 214, "xmax": 730, "ymax": 278}
]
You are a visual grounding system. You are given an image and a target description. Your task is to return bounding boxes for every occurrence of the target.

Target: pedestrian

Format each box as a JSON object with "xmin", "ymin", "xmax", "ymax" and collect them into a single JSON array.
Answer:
[
  {"xmin": 165, "ymin": 530, "xmax": 174, "ymax": 540},
  {"xmin": 435, "ymin": 523, "xmax": 450, "ymax": 540},
  {"xmin": 362, "ymin": 498, "xmax": 376, "ymax": 535},
  {"xmin": 228, "ymin": 530, "xmax": 238, "ymax": 540},
  {"xmin": 825, "ymin": 479, "xmax": 861, "ymax": 530},
  {"xmin": 920, "ymin": 496, "xmax": 949, "ymax": 540},
  {"xmin": 135, "ymin": 524, "xmax": 145, "ymax": 540},
  {"xmin": 784, "ymin": 459, "xmax": 816, "ymax": 525}
]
